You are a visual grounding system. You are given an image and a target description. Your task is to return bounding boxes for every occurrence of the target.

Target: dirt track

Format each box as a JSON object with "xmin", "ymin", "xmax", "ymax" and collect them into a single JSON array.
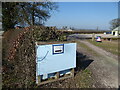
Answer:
[{"xmin": 77, "ymin": 40, "xmax": 118, "ymax": 88}]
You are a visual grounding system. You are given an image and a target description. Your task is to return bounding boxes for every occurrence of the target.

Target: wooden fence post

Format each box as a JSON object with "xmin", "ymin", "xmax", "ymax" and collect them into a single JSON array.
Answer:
[
  {"xmin": 38, "ymin": 75, "xmax": 41, "ymax": 84},
  {"xmin": 55, "ymin": 72, "xmax": 59, "ymax": 79},
  {"xmin": 71, "ymin": 68, "xmax": 74, "ymax": 77},
  {"xmin": 92, "ymin": 33, "xmax": 95, "ymax": 41}
]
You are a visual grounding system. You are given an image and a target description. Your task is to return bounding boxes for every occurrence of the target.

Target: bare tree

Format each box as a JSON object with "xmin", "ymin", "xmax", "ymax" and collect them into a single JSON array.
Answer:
[
  {"xmin": 2, "ymin": 2, "xmax": 58, "ymax": 30},
  {"xmin": 109, "ymin": 18, "xmax": 120, "ymax": 30}
]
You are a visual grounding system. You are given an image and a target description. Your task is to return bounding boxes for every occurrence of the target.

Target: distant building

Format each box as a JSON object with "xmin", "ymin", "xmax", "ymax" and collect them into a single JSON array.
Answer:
[
  {"xmin": 104, "ymin": 32, "xmax": 111, "ymax": 34},
  {"xmin": 67, "ymin": 29, "xmax": 73, "ymax": 31},
  {"xmin": 111, "ymin": 26, "xmax": 120, "ymax": 36}
]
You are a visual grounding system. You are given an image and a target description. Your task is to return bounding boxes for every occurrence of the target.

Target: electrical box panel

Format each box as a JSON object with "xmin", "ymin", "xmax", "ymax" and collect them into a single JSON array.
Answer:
[{"xmin": 36, "ymin": 43, "xmax": 76, "ymax": 83}]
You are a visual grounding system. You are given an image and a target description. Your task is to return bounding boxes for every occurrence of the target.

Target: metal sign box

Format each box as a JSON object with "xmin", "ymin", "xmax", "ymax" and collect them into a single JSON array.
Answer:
[{"xmin": 36, "ymin": 42, "xmax": 76, "ymax": 84}]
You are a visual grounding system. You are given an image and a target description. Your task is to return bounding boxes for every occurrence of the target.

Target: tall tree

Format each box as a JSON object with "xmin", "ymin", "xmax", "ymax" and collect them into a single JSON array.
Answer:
[
  {"xmin": 17, "ymin": 2, "xmax": 57, "ymax": 26},
  {"xmin": 2, "ymin": 2, "xmax": 57, "ymax": 30},
  {"xmin": 2, "ymin": 2, "xmax": 18, "ymax": 30},
  {"xmin": 109, "ymin": 18, "xmax": 120, "ymax": 30}
]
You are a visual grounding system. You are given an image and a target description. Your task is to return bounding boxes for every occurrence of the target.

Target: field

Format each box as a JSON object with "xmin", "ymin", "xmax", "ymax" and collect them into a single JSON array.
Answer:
[{"xmin": 87, "ymin": 40, "xmax": 118, "ymax": 55}]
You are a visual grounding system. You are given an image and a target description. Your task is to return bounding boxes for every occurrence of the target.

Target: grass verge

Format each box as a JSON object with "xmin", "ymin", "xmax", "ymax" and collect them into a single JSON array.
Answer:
[
  {"xmin": 87, "ymin": 40, "xmax": 118, "ymax": 55},
  {"xmin": 76, "ymin": 40, "xmax": 100, "ymax": 56}
]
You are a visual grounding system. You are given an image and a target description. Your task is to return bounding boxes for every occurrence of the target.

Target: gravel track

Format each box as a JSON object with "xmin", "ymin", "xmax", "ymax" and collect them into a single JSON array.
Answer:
[{"xmin": 77, "ymin": 40, "xmax": 118, "ymax": 88}]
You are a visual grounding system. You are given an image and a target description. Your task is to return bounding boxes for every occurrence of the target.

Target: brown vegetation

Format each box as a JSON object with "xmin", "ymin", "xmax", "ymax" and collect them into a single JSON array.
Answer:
[{"xmin": 2, "ymin": 26, "xmax": 66, "ymax": 88}]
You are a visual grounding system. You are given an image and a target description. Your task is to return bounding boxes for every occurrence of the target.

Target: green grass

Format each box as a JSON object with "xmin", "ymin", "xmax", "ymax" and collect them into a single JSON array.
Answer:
[
  {"xmin": 87, "ymin": 40, "xmax": 118, "ymax": 55},
  {"xmin": 76, "ymin": 40, "xmax": 99, "ymax": 56}
]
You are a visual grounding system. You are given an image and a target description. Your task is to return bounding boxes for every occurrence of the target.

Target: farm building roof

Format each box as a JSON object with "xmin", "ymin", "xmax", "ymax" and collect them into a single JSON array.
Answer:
[{"xmin": 112, "ymin": 26, "xmax": 120, "ymax": 31}]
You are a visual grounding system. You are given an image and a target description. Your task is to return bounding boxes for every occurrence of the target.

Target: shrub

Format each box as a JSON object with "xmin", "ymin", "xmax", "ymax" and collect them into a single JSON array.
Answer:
[
  {"xmin": 32, "ymin": 26, "xmax": 66, "ymax": 41},
  {"xmin": 2, "ymin": 26, "xmax": 66, "ymax": 88}
]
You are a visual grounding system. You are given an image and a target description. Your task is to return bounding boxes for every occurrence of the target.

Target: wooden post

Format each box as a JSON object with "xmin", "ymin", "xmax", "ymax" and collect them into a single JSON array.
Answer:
[
  {"xmin": 92, "ymin": 33, "xmax": 95, "ymax": 41},
  {"xmin": 38, "ymin": 75, "xmax": 41, "ymax": 84},
  {"xmin": 110, "ymin": 38, "xmax": 112, "ymax": 42},
  {"xmin": 55, "ymin": 72, "xmax": 59, "ymax": 79},
  {"xmin": 71, "ymin": 68, "xmax": 74, "ymax": 77}
]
